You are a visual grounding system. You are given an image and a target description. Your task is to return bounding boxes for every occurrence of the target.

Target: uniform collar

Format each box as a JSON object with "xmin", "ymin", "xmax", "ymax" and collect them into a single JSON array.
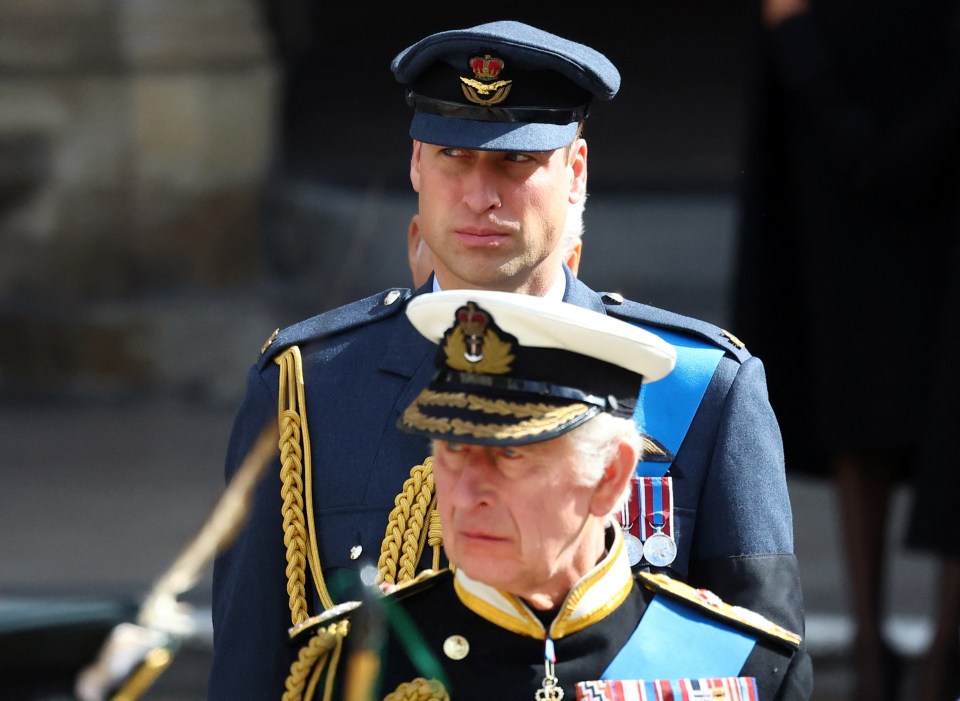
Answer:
[
  {"xmin": 561, "ymin": 265, "xmax": 606, "ymax": 312},
  {"xmin": 451, "ymin": 526, "xmax": 633, "ymax": 640},
  {"xmin": 430, "ymin": 267, "xmax": 567, "ymax": 300}
]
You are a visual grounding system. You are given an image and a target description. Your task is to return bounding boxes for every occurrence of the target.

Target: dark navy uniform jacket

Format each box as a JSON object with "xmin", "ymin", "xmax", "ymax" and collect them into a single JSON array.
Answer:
[
  {"xmin": 288, "ymin": 535, "xmax": 802, "ymax": 701},
  {"xmin": 209, "ymin": 267, "xmax": 812, "ymax": 700}
]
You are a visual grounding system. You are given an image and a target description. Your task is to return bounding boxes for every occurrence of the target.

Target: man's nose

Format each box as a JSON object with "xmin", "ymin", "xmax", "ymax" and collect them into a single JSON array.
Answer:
[
  {"xmin": 449, "ymin": 445, "xmax": 499, "ymax": 502},
  {"xmin": 461, "ymin": 163, "xmax": 502, "ymax": 213}
]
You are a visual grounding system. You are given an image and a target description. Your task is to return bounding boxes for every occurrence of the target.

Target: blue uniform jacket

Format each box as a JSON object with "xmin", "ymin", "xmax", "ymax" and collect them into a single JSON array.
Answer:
[{"xmin": 209, "ymin": 267, "xmax": 812, "ymax": 700}]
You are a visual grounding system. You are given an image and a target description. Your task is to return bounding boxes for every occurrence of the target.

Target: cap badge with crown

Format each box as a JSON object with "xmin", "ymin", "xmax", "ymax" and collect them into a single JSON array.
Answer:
[
  {"xmin": 460, "ymin": 55, "xmax": 512, "ymax": 105},
  {"xmin": 443, "ymin": 302, "xmax": 516, "ymax": 373}
]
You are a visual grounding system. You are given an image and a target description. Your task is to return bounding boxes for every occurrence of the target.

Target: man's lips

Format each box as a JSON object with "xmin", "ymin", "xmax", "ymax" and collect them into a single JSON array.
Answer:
[
  {"xmin": 458, "ymin": 528, "xmax": 508, "ymax": 543},
  {"xmin": 455, "ymin": 227, "xmax": 510, "ymax": 246}
]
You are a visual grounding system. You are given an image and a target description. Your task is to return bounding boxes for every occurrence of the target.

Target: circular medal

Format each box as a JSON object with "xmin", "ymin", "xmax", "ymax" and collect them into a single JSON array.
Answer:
[
  {"xmin": 643, "ymin": 532, "xmax": 677, "ymax": 567},
  {"xmin": 624, "ymin": 532, "xmax": 644, "ymax": 566}
]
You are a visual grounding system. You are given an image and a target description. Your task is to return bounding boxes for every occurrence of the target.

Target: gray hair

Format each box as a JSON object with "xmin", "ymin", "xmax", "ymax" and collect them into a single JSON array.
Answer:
[{"xmin": 563, "ymin": 411, "xmax": 641, "ymax": 519}]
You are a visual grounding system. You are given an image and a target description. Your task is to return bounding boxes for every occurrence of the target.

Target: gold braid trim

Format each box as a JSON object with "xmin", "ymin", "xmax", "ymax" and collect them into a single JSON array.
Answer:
[
  {"xmin": 281, "ymin": 620, "xmax": 349, "ymax": 701},
  {"xmin": 641, "ymin": 435, "xmax": 668, "ymax": 459},
  {"xmin": 427, "ymin": 509, "xmax": 443, "ymax": 571},
  {"xmin": 377, "ymin": 458, "xmax": 441, "ymax": 585},
  {"xmin": 383, "ymin": 677, "xmax": 450, "ymax": 701},
  {"xmin": 276, "ymin": 347, "xmax": 334, "ymax": 630},
  {"xmin": 414, "ymin": 389, "xmax": 573, "ymax": 418},
  {"xmin": 401, "ymin": 400, "xmax": 591, "ymax": 440}
]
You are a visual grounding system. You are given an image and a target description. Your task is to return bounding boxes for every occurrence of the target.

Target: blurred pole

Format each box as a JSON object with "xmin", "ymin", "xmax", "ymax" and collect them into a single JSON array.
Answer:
[{"xmin": 75, "ymin": 422, "xmax": 279, "ymax": 701}]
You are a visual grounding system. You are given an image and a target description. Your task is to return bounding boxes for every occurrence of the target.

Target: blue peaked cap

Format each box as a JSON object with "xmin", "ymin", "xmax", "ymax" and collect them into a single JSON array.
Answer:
[{"xmin": 391, "ymin": 20, "xmax": 620, "ymax": 151}]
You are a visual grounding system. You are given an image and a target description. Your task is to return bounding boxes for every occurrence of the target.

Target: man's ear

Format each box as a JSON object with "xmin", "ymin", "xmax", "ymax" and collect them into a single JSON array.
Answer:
[
  {"xmin": 410, "ymin": 140, "xmax": 422, "ymax": 192},
  {"xmin": 408, "ymin": 214, "xmax": 433, "ymax": 288},
  {"xmin": 565, "ymin": 240, "xmax": 583, "ymax": 277},
  {"xmin": 568, "ymin": 138, "xmax": 588, "ymax": 202},
  {"xmin": 589, "ymin": 439, "xmax": 637, "ymax": 518}
]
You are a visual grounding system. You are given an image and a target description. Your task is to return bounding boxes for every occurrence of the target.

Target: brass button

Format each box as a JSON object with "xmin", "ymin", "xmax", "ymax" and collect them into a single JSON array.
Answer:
[
  {"xmin": 602, "ymin": 292, "xmax": 624, "ymax": 304},
  {"xmin": 384, "ymin": 290, "xmax": 402, "ymax": 305},
  {"xmin": 349, "ymin": 545, "xmax": 362, "ymax": 560},
  {"xmin": 443, "ymin": 635, "xmax": 469, "ymax": 660}
]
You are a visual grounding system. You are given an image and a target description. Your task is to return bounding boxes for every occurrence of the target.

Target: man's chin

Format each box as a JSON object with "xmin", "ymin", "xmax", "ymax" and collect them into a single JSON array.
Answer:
[
  {"xmin": 456, "ymin": 555, "xmax": 518, "ymax": 587},
  {"xmin": 439, "ymin": 257, "xmax": 525, "ymax": 289}
]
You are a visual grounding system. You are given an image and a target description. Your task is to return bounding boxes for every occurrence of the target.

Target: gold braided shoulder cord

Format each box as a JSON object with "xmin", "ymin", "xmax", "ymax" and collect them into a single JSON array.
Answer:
[
  {"xmin": 282, "ymin": 620, "xmax": 350, "ymax": 701},
  {"xmin": 377, "ymin": 458, "xmax": 443, "ymax": 585},
  {"xmin": 383, "ymin": 677, "xmax": 450, "ymax": 701},
  {"xmin": 276, "ymin": 346, "xmax": 334, "ymax": 627}
]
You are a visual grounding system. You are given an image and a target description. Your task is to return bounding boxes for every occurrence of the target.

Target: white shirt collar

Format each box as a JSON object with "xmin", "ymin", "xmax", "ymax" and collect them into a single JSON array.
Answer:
[
  {"xmin": 431, "ymin": 269, "xmax": 566, "ymax": 300},
  {"xmin": 451, "ymin": 527, "xmax": 633, "ymax": 640}
]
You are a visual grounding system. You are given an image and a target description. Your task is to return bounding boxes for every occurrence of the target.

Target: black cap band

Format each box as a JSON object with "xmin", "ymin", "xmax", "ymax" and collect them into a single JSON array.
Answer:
[
  {"xmin": 437, "ymin": 370, "xmax": 612, "ymax": 408},
  {"xmin": 406, "ymin": 91, "xmax": 588, "ymax": 126}
]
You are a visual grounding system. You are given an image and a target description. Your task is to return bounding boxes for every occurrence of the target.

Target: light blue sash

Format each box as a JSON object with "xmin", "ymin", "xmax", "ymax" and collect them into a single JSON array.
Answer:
[
  {"xmin": 631, "ymin": 327, "xmax": 724, "ymax": 478},
  {"xmin": 602, "ymin": 596, "xmax": 756, "ymax": 681}
]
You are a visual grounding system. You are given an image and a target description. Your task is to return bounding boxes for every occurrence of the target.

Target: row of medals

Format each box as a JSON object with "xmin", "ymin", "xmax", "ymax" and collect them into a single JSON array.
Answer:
[
  {"xmin": 625, "ymin": 529, "xmax": 676, "ymax": 567},
  {"xmin": 620, "ymin": 491, "xmax": 677, "ymax": 568}
]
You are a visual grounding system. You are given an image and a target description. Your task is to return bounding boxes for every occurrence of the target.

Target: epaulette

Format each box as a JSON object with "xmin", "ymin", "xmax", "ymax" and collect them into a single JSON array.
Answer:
[
  {"xmin": 599, "ymin": 292, "xmax": 751, "ymax": 362},
  {"xmin": 637, "ymin": 571, "xmax": 802, "ymax": 649},
  {"xmin": 257, "ymin": 287, "xmax": 412, "ymax": 370}
]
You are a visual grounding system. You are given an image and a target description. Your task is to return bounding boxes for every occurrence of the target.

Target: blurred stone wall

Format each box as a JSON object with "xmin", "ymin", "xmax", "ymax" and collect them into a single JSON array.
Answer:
[
  {"xmin": 0, "ymin": 3, "xmax": 754, "ymax": 404},
  {"xmin": 0, "ymin": 0, "xmax": 278, "ymax": 400}
]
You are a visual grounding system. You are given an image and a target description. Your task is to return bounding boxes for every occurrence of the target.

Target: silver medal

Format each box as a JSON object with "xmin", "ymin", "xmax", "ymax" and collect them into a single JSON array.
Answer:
[
  {"xmin": 624, "ymin": 532, "xmax": 644, "ymax": 566},
  {"xmin": 642, "ymin": 531, "xmax": 677, "ymax": 567}
]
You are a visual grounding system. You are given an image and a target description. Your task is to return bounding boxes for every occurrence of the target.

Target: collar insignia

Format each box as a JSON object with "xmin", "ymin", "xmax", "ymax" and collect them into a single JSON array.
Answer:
[
  {"xmin": 460, "ymin": 54, "xmax": 512, "ymax": 106},
  {"xmin": 721, "ymin": 328, "xmax": 745, "ymax": 349}
]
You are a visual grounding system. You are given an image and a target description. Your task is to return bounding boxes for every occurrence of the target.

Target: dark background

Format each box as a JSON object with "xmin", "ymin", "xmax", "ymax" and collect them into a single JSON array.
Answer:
[{"xmin": 259, "ymin": 2, "xmax": 757, "ymax": 192}]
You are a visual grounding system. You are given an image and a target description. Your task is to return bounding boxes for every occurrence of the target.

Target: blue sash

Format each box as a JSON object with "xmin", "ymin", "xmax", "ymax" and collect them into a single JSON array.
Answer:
[
  {"xmin": 631, "ymin": 327, "xmax": 724, "ymax": 478},
  {"xmin": 602, "ymin": 596, "xmax": 756, "ymax": 681}
]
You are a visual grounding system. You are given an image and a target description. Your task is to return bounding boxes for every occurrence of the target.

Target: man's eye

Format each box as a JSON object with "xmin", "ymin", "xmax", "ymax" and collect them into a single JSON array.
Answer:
[
  {"xmin": 504, "ymin": 152, "xmax": 531, "ymax": 163},
  {"xmin": 446, "ymin": 441, "xmax": 465, "ymax": 452},
  {"xmin": 501, "ymin": 446, "xmax": 521, "ymax": 458}
]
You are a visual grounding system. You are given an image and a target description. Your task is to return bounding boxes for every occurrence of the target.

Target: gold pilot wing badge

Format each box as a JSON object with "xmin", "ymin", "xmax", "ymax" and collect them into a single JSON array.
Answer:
[{"xmin": 460, "ymin": 54, "xmax": 512, "ymax": 105}]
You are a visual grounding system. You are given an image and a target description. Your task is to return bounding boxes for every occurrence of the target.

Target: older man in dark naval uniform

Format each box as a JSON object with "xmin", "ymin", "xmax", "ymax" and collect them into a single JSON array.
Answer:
[
  {"xmin": 209, "ymin": 20, "xmax": 812, "ymax": 700},
  {"xmin": 283, "ymin": 289, "xmax": 805, "ymax": 700}
]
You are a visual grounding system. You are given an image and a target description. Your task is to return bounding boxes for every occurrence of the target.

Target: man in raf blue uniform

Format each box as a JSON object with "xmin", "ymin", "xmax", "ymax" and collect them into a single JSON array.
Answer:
[
  {"xmin": 283, "ymin": 289, "xmax": 804, "ymax": 700},
  {"xmin": 209, "ymin": 20, "xmax": 812, "ymax": 700}
]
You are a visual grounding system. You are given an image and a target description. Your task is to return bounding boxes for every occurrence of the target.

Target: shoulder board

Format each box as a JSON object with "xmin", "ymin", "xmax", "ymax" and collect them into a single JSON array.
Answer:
[
  {"xmin": 599, "ymin": 292, "xmax": 751, "ymax": 362},
  {"xmin": 288, "ymin": 599, "xmax": 360, "ymax": 639},
  {"xmin": 384, "ymin": 568, "xmax": 451, "ymax": 602},
  {"xmin": 637, "ymin": 571, "xmax": 802, "ymax": 649},
  {"xmin": 257, "ymin": 287, "xmax": 411, "ymax": 369},
  {"xmin": 287, "ymin": 569, "xmax": 450, "ymax": 641}
]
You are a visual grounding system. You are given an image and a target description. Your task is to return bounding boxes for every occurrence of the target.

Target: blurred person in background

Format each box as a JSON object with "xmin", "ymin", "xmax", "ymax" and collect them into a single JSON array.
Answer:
[{"xmin": 732, "ymin": 0, "xmax": 960, "ymax": 699}]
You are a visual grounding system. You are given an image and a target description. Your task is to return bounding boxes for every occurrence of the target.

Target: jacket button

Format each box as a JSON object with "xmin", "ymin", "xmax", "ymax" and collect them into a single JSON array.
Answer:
[{"xmin": 443, "ymin": 635, "xmax": 470, "ymax": 660}]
